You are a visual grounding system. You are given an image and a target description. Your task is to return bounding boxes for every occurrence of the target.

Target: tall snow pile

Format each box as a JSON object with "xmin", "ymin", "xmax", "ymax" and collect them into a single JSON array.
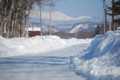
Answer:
[
  {"xmin": 69, "ymin": 31, "xmax": 120, "ymax": 80},
  {"xmin": 0, "ymin": 36, "xmax": 91, "ymax": 57}
]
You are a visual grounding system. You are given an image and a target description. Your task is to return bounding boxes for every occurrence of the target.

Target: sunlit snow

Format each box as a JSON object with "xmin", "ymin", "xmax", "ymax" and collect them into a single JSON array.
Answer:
[
  {"xmin": 0, "ymin": 35, "xmax": 91, "ymax": 80},
  {"xmin": 0, "ymin": 31, "xmax": 120, "ymax": 80},
  {"xmin": 69, "ymin": 31, "xmax": 120, "ymax": 80}
]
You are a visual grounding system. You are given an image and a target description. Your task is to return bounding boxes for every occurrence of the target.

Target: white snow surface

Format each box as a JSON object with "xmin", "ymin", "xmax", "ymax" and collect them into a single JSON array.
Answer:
[
  {"xmin": 0, "ymin": 35, "xmax": 91, "ymax": 57},
  {"xmin": 70, "ymin": 24, "xmax": 97, "ymax": 33},
  {"xmin": 0, "ymin": 35, "xmax": 92, "ymax": 80},
  {"xmin": 28, "ymin": 27, "xmax": 41, "ymax": 31},
  {"xmin": 69, "ymin": 31, "xmax": 120, "ymax": 80},
  {"xmin": 1, "ymin": 31, "xmax": 120, "ymax": 80}
]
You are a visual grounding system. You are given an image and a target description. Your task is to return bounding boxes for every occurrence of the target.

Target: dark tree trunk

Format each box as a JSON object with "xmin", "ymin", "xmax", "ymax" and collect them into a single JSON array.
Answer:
[{"xmin": 0, "ymin": 0, "xmax": 34, "ymax": 38}]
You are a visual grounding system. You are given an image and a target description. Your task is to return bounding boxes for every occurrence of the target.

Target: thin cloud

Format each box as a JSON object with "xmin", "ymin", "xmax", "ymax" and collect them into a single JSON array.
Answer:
[{"xmin": 30, "ymin": 11, "xmax": 91, "ymax": 21}]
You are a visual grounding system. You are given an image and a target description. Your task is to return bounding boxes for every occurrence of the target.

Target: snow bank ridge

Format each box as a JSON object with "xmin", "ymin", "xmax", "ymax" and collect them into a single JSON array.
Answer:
[
  {"xmin": 0, "ymin": 35, "xmax": 91, "ymax": 57},
  {"xmin": 69, "ymin": 31, "xmax": 120, "ymax": 80},
  {"xmin": 0, "ymin": 36, "xmax": 67, "ymax": 57}
]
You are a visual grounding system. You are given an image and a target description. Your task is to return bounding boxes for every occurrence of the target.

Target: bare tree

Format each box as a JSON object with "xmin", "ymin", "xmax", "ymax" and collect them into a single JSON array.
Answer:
[
  {"xmin": 45, "ymin": 0, "xmax": 54, "ymax": 35},
  {"xmin": 35, "ymin": 0, "xmax": 44, "ymax": 36},
  {"xmin": 34, "ymin": 0, "xmax": 54, "ymax": 36},
  {"xmin": 0, "ymin": 0, "xmax": 34, "ymax": 38}
]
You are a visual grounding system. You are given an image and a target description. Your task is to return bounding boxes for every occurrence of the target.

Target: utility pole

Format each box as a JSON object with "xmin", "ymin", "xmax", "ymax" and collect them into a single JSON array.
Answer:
[
  {"xmin": 102, "ymin": 0, "xmax": 107, "ymax": 33},
  {"xmin": 49, "ymin": 6, "xmax": 52, "ymax": 36},
  {"xmin": 47, "ymin": 1, "xmax": 54, "ymax": 36},
  {"xmin": 39, "ymin": 0, "xmax": 43, "ymax": 36},
  {"xmin": 109, "ymin": 16, "xmax": 112, "ymax": 31},
  {"xmin": 111, "ymin": 0, "xmax": 115, "ymax": 30}
]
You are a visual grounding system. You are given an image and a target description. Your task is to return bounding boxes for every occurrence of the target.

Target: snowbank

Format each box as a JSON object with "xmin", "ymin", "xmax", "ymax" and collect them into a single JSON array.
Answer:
[
  {"xmin": 0, "ymin": 36, "xmax": 91, "ymax": 57},
  {"xmin": 69, "ymin": 31, "xmax": 120, "ymax": 80}
]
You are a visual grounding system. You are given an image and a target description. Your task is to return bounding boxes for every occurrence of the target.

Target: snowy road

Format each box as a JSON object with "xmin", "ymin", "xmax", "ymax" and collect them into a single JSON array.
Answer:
[
  {"xmin": 0, "ymin": 56, "xmax": 86, "ymax": 80},
  {"xmin": 0, "ymin": 44, "xmax": 89, "ymax": 80}
]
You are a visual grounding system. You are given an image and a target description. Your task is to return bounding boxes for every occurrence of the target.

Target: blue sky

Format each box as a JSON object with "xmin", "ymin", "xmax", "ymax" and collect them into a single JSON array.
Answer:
[
  {"xmin": 31, "ymin": 0, "xmax": 112, "ymax": 22},
  {"xmin": 52, "ymin": 0, "xmax": 110, "ymax": 18}
]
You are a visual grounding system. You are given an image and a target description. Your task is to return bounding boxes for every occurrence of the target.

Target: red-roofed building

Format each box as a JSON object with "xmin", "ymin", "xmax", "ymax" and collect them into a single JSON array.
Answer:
[{"xmin": 28, "ymin": 27, "xmax": 41, "ymax": 37}]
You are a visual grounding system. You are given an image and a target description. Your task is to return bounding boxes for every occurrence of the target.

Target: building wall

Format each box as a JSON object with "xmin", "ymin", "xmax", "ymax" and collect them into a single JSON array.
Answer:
[{"xmin": 28, "ymin": 31, "xmax": 41, "ymax": 37}]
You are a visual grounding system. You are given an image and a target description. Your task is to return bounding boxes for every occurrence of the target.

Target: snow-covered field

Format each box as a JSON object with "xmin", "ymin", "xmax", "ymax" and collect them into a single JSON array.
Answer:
[
  {"xmin": 0, "ymin": 35, "xmax": 91, "ymax": 80},
  {"xmin": 0, "ymin": 31, "xmax": 120, "ymax": 80},
  {"xmin": 0, "ymin": 36, "xmax": 91, "ymax": 57}
]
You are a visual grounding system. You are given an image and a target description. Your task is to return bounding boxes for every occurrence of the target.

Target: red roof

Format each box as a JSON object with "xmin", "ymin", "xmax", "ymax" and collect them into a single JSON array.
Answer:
[{"xmin": 28, "ymin": 31, "xmax": 41, "ymax": 37}]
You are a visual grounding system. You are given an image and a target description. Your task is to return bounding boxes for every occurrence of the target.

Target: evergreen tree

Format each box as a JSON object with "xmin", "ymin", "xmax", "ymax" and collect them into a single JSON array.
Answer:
[{"xmin": 94, "ymin": 25, "xmax": 102, "ymax": 36}]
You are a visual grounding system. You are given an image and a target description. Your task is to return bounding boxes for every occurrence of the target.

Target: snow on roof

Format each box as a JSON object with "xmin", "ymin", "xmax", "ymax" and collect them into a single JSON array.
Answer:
[
  {"xmin": 28, "ymin": 27, "xmax": 41, "ymax": 31},
  {"xmin": 117, "ymin": 27, "xmax": 120, "ymax": 30}
]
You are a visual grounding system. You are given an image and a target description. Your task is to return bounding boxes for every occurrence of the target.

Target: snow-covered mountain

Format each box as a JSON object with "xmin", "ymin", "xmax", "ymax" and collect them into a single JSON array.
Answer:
[
  {"xmin": 69, "ymin": 23, "xmax": 97, "ymax": 33},
  {"xmin": 29, "ymin": 17, "xmax": 103, "ymax": 38},
  {"xmin": 30, "ymin": 17, "xmax": 103, "ymax": 33}
]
